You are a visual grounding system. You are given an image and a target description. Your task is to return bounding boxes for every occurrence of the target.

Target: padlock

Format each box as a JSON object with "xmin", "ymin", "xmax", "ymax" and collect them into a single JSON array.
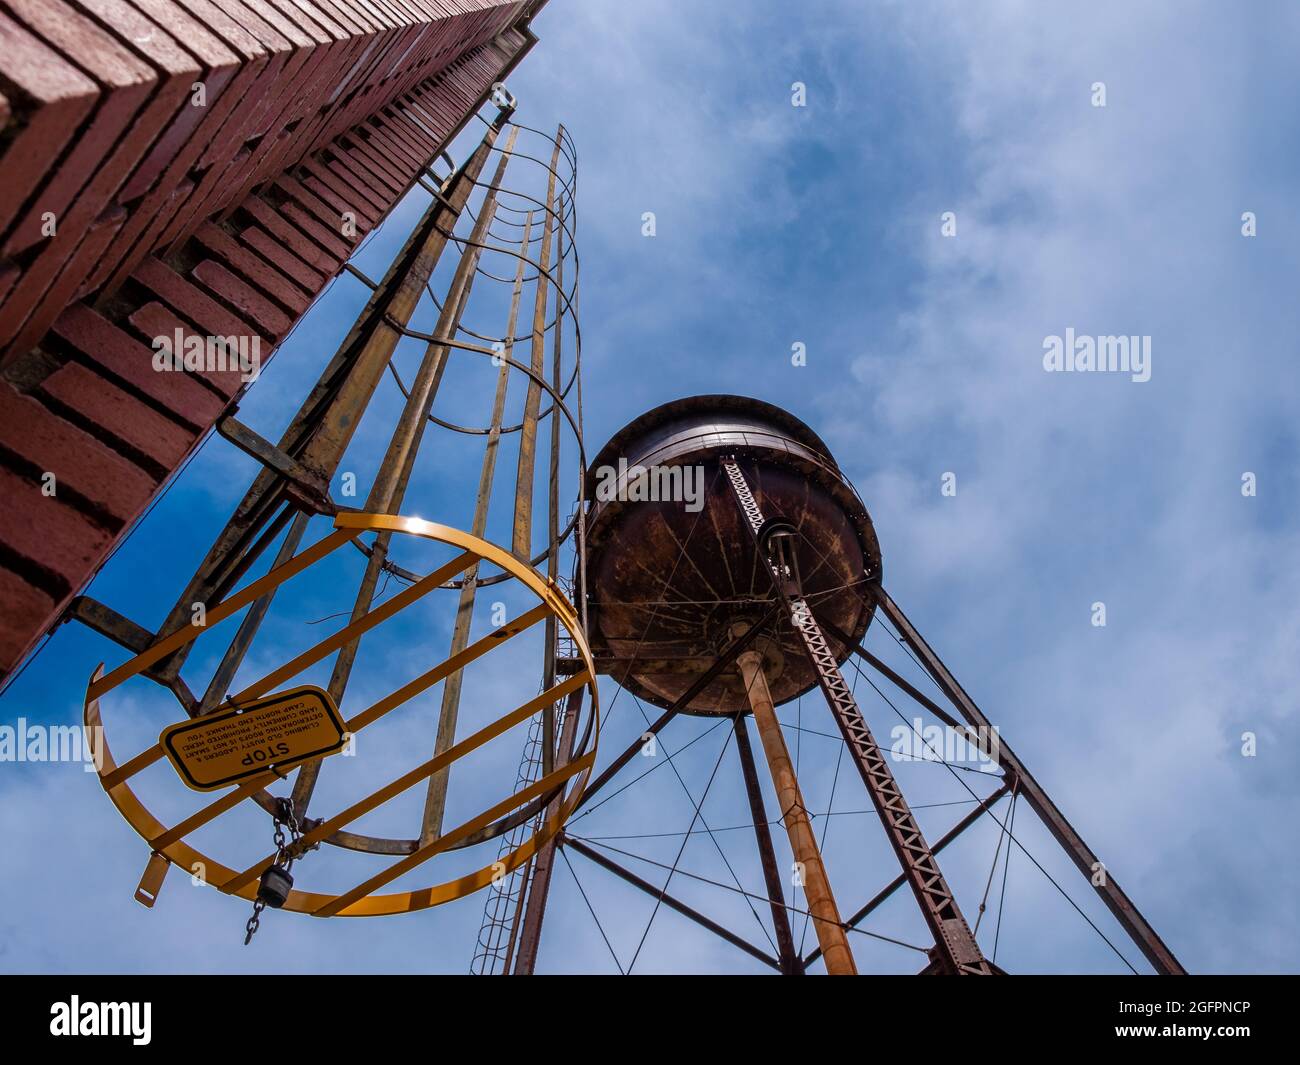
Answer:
[{"xmin": 257, "ymin": 865, "xmax": 294, "ymax": 909}]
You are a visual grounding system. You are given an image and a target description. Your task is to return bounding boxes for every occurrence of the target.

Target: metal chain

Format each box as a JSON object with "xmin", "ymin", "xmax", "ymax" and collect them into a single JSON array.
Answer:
[
  {"xmin": 244, "ymin": 799, "xmax": 307, "ymax": 945},
  {"xmin": 243, "ymin": 899, "xmax": 264, "ymax": 944}
]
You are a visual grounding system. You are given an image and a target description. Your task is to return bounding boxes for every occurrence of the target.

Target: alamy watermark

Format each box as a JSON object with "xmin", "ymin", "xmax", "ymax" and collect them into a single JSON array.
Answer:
[
  {"xmin": 151, "ymin": 328, "xmax": 261, "ymax": 382},
  {"xmin": 1042, "ymin": 328, "xmax": 1151, "ymax": 382},
  {"xmin": 0, "ymin": 719, "xmax": 103, "ymax": 771},
  {"xmin": 50, "ymin": 997, "xmax": 151, "ymax": 1045},
  {"xmin": 593, "ymin": 458, "xmax": 705, "ymax": 513},
  {"xmin": 889, "ymin": 718, "xmax": 1001, "ymax": 772}
]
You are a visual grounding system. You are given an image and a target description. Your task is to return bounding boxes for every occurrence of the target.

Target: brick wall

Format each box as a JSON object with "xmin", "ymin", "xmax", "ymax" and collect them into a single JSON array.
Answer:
[{"xmin": 0, "ymin": 0, "xmax": 545, "ymax": 679}]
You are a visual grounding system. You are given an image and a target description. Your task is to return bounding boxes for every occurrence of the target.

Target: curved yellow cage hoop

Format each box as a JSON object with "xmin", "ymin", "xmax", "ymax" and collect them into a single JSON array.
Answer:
[{"xmin": 83, "ymin": 512, "xmax": 599, "ymax": 917}]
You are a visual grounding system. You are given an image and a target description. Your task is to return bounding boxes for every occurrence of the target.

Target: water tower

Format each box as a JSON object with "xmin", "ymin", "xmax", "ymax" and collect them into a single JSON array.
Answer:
[{"xmin": 511, "ymin": 395, "xmax": 1187, "ymax": 976}]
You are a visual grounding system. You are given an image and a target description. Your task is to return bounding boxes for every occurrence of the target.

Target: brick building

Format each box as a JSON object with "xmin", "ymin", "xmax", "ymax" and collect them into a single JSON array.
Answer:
[{"xmin": 0, "ymin": 0, "xmax": 548, "ymax": 680}]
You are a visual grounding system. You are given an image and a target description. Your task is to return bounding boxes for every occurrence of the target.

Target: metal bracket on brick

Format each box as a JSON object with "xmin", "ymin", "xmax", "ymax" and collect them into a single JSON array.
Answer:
[
  {"xmin": 65, "ymin": 596, "xmax": 198, "ymax": 714},
  {"xmin": 216, "ymin": 415, "xmax": 336, "ymax": 516}
]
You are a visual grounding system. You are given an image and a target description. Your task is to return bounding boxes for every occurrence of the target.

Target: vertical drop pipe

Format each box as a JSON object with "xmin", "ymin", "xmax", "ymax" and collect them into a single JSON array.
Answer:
[{"xmin": 734, "ymin": 632, "xmax": 857, "ymax": 975}]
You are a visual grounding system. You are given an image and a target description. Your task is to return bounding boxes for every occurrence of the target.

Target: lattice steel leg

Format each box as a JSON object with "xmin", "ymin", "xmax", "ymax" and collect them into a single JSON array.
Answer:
[{"xmin": 721, "ymin": 457, "xmax": 993, "ymax": 975}]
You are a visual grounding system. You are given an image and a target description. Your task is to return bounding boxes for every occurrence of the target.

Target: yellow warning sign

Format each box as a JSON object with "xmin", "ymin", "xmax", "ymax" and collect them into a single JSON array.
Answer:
[{"xmin": 159, "ymin": 686, "xmax": 347, "ymax": 792}]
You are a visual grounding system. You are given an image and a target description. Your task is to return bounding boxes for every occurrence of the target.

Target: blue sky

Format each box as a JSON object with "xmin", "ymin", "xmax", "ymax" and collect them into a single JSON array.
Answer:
[{"xmin": 2, "ymin": 0, "xmax": 1298, "ymax": 974}]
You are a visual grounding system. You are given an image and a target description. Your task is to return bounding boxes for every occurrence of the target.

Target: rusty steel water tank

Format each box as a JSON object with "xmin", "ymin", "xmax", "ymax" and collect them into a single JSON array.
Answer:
[{"xmin": 582, "ymin": 395, "xmax": 882, "ymax": 715}]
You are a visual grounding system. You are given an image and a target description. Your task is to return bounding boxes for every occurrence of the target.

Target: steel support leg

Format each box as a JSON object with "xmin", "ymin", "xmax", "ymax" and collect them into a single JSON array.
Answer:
[
  {"xmin": 733, "ymin": 712, "xmax": 802, "ymax": 974},
  {"xmin": 870, "ymin": 586, "xmax": 1187, "ymax": 975}
]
